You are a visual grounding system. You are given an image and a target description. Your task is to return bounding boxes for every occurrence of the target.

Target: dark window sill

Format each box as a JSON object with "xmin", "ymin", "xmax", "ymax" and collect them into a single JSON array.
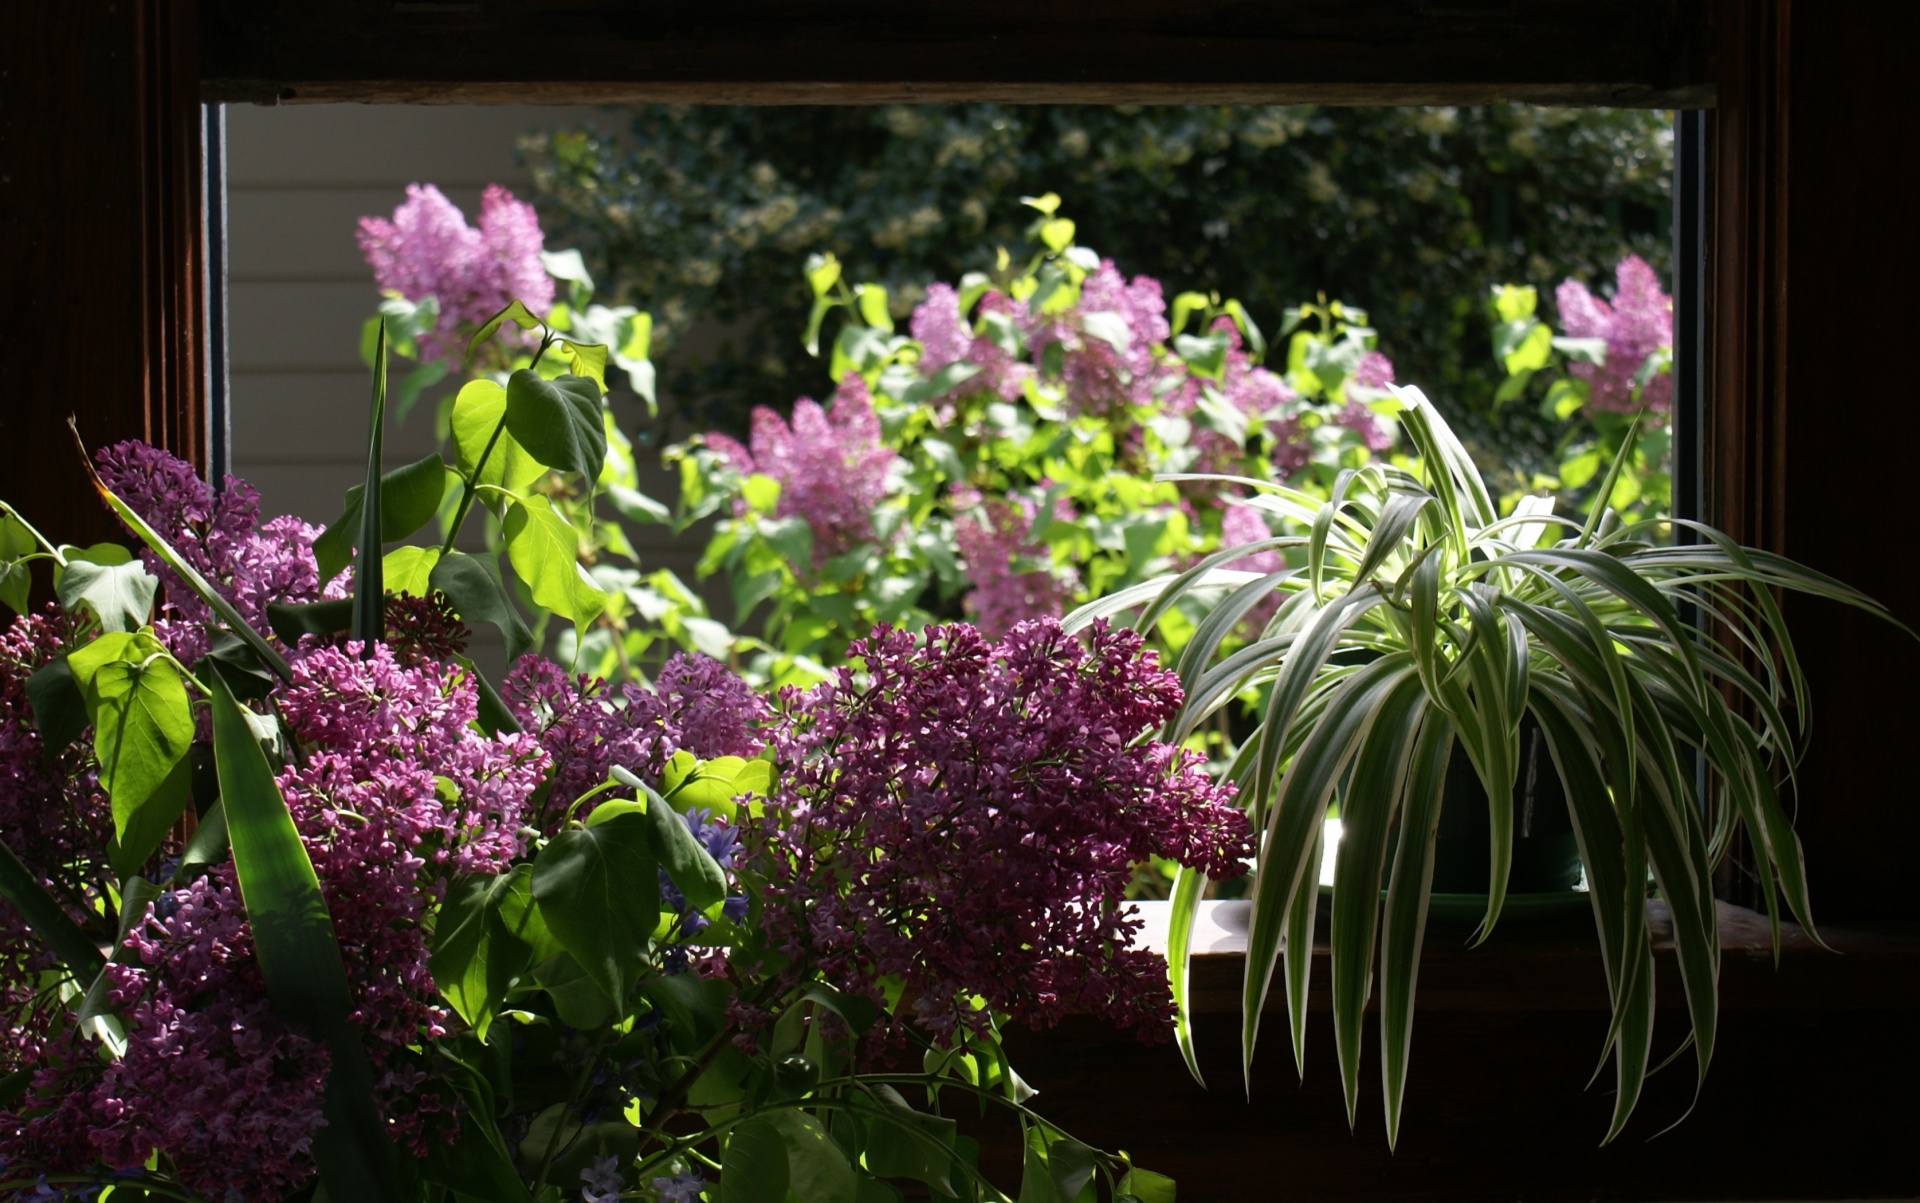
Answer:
[{"xmin": 979, "ymin": 901, "xmax": 1920, "ymax": 1200}]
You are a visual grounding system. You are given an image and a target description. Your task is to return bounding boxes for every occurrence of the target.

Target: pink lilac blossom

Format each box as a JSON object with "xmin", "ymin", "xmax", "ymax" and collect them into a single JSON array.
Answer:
[
  {"xmin": 94, "ymin": 441, "xmax": 327, "ymax": 665},
  {"xmin": 949, "ymin": 485, "xmax": 1079, "ymax": 639},
  {"xmin": 1, "ymin": 451, "xmax": 550, "ymax": 1188},
  {"xmin": 1215, "ymin": 497, "xmax": 1286, "ymax": 635},
  {"xmin": 1554, "ymin": 254, "xmax": 1674, "ymax": 414},
  {"xmin": 275, "ymin": 641, "xmax": 549, "ymax": 1152},
  {"xmin": 907, "ymin": 284, "xmax": 1031, "ymax": 403},
  {"xmin": 1338, "ymin": 350, "xmax": 1397, "ymax": 451},
  {"xmin": 1218, "ymin": 498, "xmax": 1283, "ymax": 574},
  {"xmin": 502, "ymin": 651, "xmax": 767, "ymax": 828},
  {"xmin": 94, "ymin": 872, "xmax": 331, "ymax": 1199},
  {"xmin": 1175, "ymin": 317, "xmax": 1306, "ymax": 479},
  {"xmin": 743, "ymin": 619, "xmax": 1251, "ymax": 1047},
  {"xmin": 357, "ymin": 183, "xmax": 555, "ymax": 364},
  {"xmin": 704, "ymin": 375, "xmax": 900, "ymax": 567},
  {"xmin": 1025, "ymin": 261, "xmax": 1172, "ymax": 418}
]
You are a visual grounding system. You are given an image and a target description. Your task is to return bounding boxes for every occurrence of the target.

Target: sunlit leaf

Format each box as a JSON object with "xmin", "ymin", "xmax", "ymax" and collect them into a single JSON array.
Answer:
[
  {"xmin": 56, "ymin": 545, "xmax": 156, "ymax": 633},
  {"xmin": 503, "ymin": 497, "xmax": 606, "ymax": 628}
]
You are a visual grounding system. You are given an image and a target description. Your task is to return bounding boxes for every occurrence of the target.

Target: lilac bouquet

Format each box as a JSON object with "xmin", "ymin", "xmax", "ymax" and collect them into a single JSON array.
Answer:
[{"xmin": 0, "ymin": 379, "xmax": 1242, "ymax": 1199}]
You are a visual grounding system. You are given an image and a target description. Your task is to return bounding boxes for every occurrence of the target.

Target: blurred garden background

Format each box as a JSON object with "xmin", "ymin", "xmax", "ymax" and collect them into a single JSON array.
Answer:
[
  {"xmin": 523, "ymin": 105, "xmax": 1672, "ymax": 474},
  {"xmin": 227, "ymin": 102, "xmax": 1676, "ymax": 682}
]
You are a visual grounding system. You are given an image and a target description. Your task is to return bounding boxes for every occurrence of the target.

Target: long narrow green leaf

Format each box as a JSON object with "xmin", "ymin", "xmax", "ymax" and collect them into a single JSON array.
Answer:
[
  {"xmin": 1244, "ymin": 654, "xmax": 1410, "ymax": 1086},
  {"xmin": 1174, "ymin": 569, "xmax": 1298, "ymax": 694},
  {"xmin": 1379, "ymin": 709, "xmax": 1452, "ymax": 1149},
  {"xmin": 1281, "ymin": 816, "xmax": 1322, "ymax": 1081},
  {"xmin": 1532, "ymin": 681, "xmax": 1654, "ymax": 1141},
  {"xmin": 209, "ymin": 673, "xmax": 398, "ymax": 1201},
  {"xmin": 1250, "ymin": 587, "xmax": 1387, "ymax": 824},
  {"xmin": 1307, "ymin": 468, "xmax": 1359, "ymax": 600},
  {"xmin": 1630, "ymin": 732, "xmax": 1720, "ymax": 1124},
  {"xmin": 1576, "ymin": 412, "xmax": 1643, "ymax": 546},
  {"xmin": 1348, "ymin": 489, "xmax": 1430, "ymax": 587},
  {"xmin": 0, "ymin": 838, "xmax": 105, "ymax": 984},
  {"xmin": 1164, "ymin": 863, "xmax": 1207, "ymax": 1087},
  {"xmin": 353, "ymin": 320, "xmax": 389, "ymax": 645},
  {"xmin": 1329, "ymin": 672, "xmax": 1425, "ymax": 1128}
]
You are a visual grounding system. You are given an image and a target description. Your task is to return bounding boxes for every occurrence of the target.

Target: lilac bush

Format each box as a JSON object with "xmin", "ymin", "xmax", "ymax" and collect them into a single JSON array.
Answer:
[
  {"xmin": 676, "ymin": 205, "xmax": 1406, "ymax": 686},
  {"xmin": 949, "ymin": 484, "xmax": 1078, "ymax": 639},
  {"xmin": 1554, "ymin": 253, "xmax": 1673, "ymax": 415},
  {"xmin": 502, "ymin": 649, "xmax": 768, "ymax": 830},
  {"xmin": 703, "ymin": 374, "xmax": 900, "ymax": 568},
  {"xmin": 1487, "ymin": 254, "xmax": 1676, "ymax": 523}
]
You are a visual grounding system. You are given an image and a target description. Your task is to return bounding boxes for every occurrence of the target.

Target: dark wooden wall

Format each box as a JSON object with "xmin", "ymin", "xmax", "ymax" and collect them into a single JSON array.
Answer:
[
  {"xmin": 1709, "ymin": 1, "xmax": 1920, "ymax": 922},
  {"xmin": 0, "ymin": 0, "xmax": 206, "ymax": 550}
]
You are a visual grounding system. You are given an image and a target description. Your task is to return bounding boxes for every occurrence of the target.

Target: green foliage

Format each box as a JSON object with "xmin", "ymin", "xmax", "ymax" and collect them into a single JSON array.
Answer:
[
  {"xmin": 54, "ymin": 544, "xmax": 158, "ymax": 635},
  {"xmin": 523, "ymin": 103, "xmax": 1671, "ymax": 468},
  {"xmin": 5, "ymin": 300, "xmax": 1170, "ymax": 1202},
  {"xmin": 1483, "ymin": 278, "xmax": 1675, "ymax": 525},
  {"xmin": 668, "ymin": 209, "xmax": 1405, "ymax": 687}
]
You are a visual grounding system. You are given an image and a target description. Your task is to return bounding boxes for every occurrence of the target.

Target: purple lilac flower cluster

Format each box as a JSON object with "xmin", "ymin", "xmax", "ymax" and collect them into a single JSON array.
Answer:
[
  {"xmin": 3, "ymin": 445, "xmax": 565, "ymax": 1189},
  {"xmin": 277, "ymin": 642, "xmax": 552, "ymax": 1104},
  {"xmin": 705, "ymin": 374, "xmax": 901, "ymax": 569},
  {"xmin": 949, "ymin": 485, "xmax": 1079, "ymax": 639},
  {"xmin": 94, "ymin": 441, "xmax": 332, "ymax": 665},
  {"xmin": 4, "ymin": 871, "xmax": 332, "ymax": 1200},
  {"xmin": 911, "ymin": 283, "xmax": 1030, "ymax": 405},
  {"xmin": 1554, "ymin": 254, "xmax": 1674, "ymax": 414},
  {"xmin": 0, "ymin": 609, "xmax": 113, "ymax": 1106},
  {"xmin": 744, "ymin": 619, "xmax": 1251, "ymax": 1046},
  {"xmin": 1028, "ymin": 260, "xmax": 1172, "ymax": 417},
  {"xmin": 87, "ymin": 872, "xmax": 331, "ymax": 1200},
  {"xmin": 503, "ymin": 651, "xmax": 768, "ymax": 828},
  {"xmin": 357, "ymin": 183, "xmax": 555, "ymax": 365}
]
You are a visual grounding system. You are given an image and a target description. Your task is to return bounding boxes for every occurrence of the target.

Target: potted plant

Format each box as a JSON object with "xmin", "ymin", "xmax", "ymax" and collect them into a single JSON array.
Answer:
[{"xmin": 1071, "ymin": 382, "xmax": 1906, "ymax": 1146}]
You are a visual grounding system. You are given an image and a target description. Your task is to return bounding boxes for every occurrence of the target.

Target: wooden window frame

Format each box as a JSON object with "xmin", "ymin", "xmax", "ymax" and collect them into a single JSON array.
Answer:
[{"xmin": 6, "ymin": 2, "xmax": 1917, "ymax": 1196}]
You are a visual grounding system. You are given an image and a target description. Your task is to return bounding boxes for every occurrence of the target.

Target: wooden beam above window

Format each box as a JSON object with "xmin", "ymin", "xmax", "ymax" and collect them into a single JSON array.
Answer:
[{"xmin": 199, "ymin": 0, "xmax": 1714, "ymax": 107}]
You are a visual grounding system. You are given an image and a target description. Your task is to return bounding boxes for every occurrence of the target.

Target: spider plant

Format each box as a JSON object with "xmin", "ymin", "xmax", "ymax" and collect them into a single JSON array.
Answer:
[{"xmin": 1068, "ymin": 384, "xmax": 1905, "ymax": 1146}]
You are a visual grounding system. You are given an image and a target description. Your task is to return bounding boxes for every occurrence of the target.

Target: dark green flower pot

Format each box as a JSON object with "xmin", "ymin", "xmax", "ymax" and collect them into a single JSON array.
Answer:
[{"xmin": 1428, "ymin": 716, "xmax": 1583, "ymax": 895}]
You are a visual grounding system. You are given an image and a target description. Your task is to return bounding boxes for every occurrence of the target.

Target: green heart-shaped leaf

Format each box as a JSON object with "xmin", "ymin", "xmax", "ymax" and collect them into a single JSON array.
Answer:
[
  {"xmin": 430, "ymin": 552, "xmax": 532, "ymax": 662},
  {"xmin": 69, "ymin": 631, "xmax": 194, "ymax": 866},
  {"xmin": 529, "ymin": 811, "xmax": 659, "ymax": 1005},
  {"xmin": 503, "ymin": 497, "xmax": 606, "ymax": 628},
  {"xmin": 503, "ymin": 370, "xmax": 606, "ymax": 481},
  {"xmin": 450, "ymin": 379, "xmax": 548, "ymax": 499},
  {"xmin": 56, "ymin": 547, "xmax": 157, "ymax": 633}
]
